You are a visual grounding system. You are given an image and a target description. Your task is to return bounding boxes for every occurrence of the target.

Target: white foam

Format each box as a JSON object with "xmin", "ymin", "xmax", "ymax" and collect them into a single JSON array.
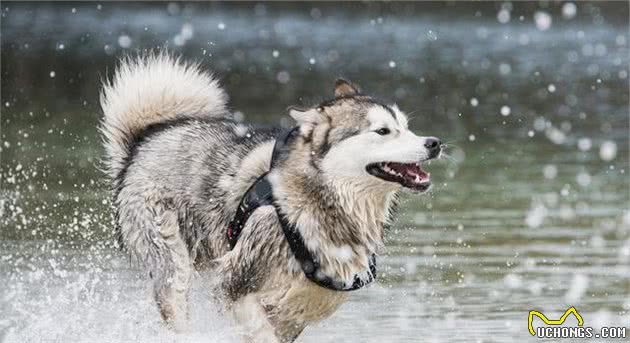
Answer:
[{"xmin": 3, "ymin": 252, "xmax": 240, "ymax": 343}]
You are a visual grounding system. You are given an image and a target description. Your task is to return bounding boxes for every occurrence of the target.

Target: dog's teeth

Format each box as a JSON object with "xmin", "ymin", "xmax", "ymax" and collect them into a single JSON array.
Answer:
[{"xmin": 379, "ymin": 163, "xmax": 408, "ymax": 179}]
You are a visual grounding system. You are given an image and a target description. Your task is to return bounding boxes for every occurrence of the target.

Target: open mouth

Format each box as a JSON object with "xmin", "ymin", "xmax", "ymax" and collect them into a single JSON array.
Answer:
[{"xmin": 366, "ymin": 162, "xmax": 431, "ymax": 192}]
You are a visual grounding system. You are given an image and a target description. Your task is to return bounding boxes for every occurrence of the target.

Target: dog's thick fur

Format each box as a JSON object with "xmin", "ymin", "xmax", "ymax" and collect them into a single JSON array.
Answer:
[{"xmin": 101, "ymin": 53, "xmax": 439, "ymax": 342}]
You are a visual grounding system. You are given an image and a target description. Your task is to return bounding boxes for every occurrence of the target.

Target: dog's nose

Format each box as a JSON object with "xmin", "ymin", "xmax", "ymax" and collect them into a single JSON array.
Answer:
[{"xmin": 424, "ymin": 137, "xmax": 441, "ymax": 158}]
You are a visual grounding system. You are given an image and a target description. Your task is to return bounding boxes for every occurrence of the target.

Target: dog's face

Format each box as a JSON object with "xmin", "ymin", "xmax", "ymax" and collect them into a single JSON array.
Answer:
[{"xmin": 289, "ymin": 79, "xmax": 441, "ymax": 193}]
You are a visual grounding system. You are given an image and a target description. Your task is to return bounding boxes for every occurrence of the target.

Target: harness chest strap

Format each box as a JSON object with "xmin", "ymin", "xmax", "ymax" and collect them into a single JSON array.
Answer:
[{"xmin": 226, "ymin": 128, "xmax": 376, "ymax": 292}]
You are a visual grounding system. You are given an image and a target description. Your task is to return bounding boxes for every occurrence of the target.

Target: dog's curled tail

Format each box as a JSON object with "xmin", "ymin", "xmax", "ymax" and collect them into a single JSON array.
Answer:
[{"xmin": 99, "ymin": 52, "xmax": 228, "ymax": 178}]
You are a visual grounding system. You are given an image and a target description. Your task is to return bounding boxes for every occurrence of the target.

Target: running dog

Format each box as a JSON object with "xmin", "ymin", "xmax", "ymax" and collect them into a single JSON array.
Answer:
[{"xmin": 100, "ymin": 52, "xmax": 441, "ymax": 342}]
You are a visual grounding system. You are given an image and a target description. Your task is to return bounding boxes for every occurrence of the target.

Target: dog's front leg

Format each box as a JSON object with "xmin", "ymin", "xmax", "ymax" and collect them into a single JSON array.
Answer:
[{"xmin": 232, "ymin": 294, "xmax": 280, "ymax": 343}]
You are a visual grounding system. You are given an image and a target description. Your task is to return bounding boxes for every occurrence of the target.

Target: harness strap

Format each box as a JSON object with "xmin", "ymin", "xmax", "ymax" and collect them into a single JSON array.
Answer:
[
  {"xmin": 226, "ymin": 128, "xmax": 377, "ymax": 291},
  {"xmin": 227, "ymin": 172, "xmax": 273, "ymax": 250}
]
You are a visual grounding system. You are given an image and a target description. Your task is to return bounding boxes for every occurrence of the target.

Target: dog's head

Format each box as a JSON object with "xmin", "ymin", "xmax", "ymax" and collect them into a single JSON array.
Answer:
[{"xmin": 287, "ymin": 79, "xmax": 441, "ymax": 193}]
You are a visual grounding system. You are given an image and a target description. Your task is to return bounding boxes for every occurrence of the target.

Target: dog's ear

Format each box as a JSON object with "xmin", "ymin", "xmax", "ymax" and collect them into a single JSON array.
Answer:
[
  {"xmin": 289, "ymin": 107, "xmax": 325, "ymax": 136},
  {"xmin": 288, "ymin": 106, "xmax": 307, "ymax": 122},
  {"xmin": 334, "ymin": 78, "xmax": 360, "ymax": 98},
  {"xmin": 288, "ymin": 106, "xmax": 324, "ymax": 136}
]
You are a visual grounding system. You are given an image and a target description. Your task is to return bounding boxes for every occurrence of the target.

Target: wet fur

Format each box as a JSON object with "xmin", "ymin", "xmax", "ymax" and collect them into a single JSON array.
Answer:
[{"xmin": 101, "ymin": 53, "xmax": 432, "ymax": 342}]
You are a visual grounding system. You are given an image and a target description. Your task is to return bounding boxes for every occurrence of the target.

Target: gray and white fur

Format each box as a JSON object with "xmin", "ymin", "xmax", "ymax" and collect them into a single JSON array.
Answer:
[{"xmin": 100, "ymin": 52, "xmax": 441, "ymax": 342}]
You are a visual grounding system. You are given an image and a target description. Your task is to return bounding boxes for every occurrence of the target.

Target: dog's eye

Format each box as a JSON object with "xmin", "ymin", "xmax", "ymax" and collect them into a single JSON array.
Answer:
[{"xmin": 375, "ymin": 128, "xmax": 391, "ymax": 136}]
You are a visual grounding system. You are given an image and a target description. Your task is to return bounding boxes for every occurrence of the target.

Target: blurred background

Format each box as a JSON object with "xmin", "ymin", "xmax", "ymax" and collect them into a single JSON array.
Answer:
[{"xmin": 1, "ymin": 1, "xmax": 628, "ymax": 342}]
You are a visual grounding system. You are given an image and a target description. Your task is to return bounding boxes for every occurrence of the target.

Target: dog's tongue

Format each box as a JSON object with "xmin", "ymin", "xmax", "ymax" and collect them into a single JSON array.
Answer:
[{"xmin": 387, "ymin": 162, "xmax": 430, "ymax": 183}]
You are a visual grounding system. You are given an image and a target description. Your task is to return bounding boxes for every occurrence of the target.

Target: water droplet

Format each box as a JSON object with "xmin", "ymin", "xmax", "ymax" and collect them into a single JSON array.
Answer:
[
  {"xmin": 526, "ymin": 202, "xmax": 547, "ymax": 228},
  {"xmin": 562, "ymin": 2, "xmax": 577, "ymax": 20},
  {"xmin": 181, "ymin": 23, "xmax": 194, "ymax": 40},
  {"xmin": 543, "ymin": 164, "xmax": 557, "ymax": 179},
  {"xmin": 534, "ymin": 11, "xmax": 552, "ymax": 31},
  {"xmin": 173, "ymin": 34, "xmax": 185, "ymax": 46},
  {"xmin": 276, "ymin": 71, "xmax": 290, "ymax": 84},
  {"xmin": 576, "ymin": 172, "xmax": 591, "ymax": 187},
  {"xmin": 504, "ymin": 274, "xmax": 522, "ymax": 288},
  {"xmin": 497, "ymin": 9, "xmax": 510, "ymax": 24},
  {"xmin": 104, "ymin": 44, "xmax": 114, "ymax": 55},
  {"xmin": 118, "ymin": 35, "xmax": 132, "ymax": 48},
  {"xmin": 599, "ymin": 141, "xmax": 617, "ymax": 161},
  {"xmin": 167, "ymin": 2, "xmax": 180, "ymax": 15},
  {"xmin": 427, "ymin": 30, "xmax": 438, "ymax": 41},
  {"xmin": 499, "ymin": 63, "xmax": 511, "ymax": 75},
  {"xmin": 577, "ymin": 138, "xmax": 592, "ymax": 151}
]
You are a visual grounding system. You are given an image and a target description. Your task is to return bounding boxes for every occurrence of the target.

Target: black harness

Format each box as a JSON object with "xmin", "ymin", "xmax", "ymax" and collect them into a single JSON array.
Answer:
[{"xmin": 227, "ymin": 128, "xmax": 376, "ymax": 291}]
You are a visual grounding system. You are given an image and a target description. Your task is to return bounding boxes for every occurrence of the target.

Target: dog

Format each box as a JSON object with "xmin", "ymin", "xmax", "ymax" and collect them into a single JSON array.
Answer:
[{"xmin": 100, "ymin": 52, "xmax": 441, "ymax": 342}]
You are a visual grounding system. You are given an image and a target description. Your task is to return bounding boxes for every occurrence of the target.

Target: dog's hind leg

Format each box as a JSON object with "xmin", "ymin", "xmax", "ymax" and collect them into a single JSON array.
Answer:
[
  {"xmin": 117, "ymin": 192, "xmax": 194, "ymax": 330},
  {"xmin": 149, "ymin": 201, "xmax": 193, "ymax": 331}
]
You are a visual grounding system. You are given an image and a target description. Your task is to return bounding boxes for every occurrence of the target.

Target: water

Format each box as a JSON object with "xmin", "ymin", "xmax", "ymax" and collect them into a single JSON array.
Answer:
[{"xmin": 1, "ymin": 2, "xmax": 629, "ymax": 342}]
